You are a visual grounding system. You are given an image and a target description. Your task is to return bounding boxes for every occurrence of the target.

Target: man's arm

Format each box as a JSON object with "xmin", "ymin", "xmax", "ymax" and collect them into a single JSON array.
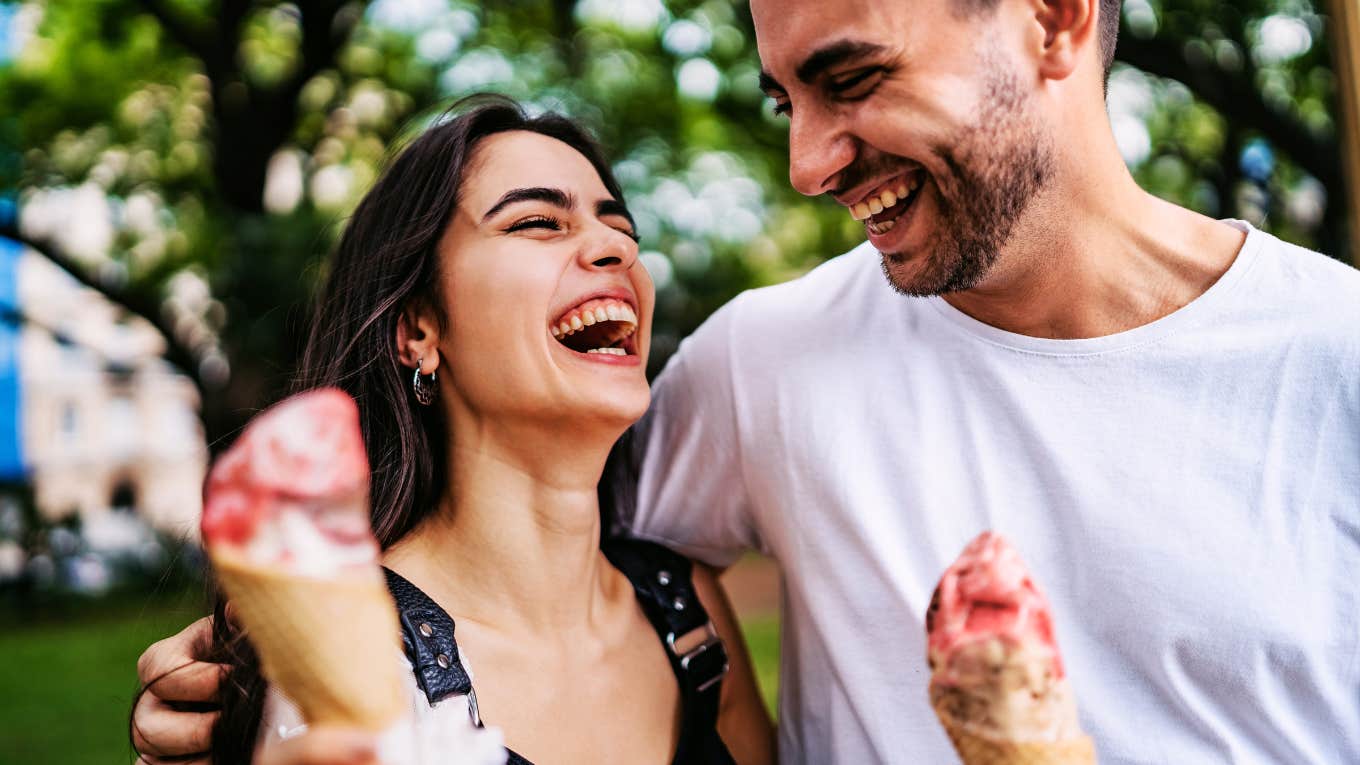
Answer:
[{"xmin": 694, "ymin": 563, "xmax": 777, "ymax": 765}]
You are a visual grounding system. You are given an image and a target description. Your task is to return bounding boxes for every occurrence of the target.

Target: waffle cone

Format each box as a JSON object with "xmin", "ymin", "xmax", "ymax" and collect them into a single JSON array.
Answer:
[
  {"xmin": 213, "ymin": 553, "xmax": 406, "ymax": 730},
  {"xmin": 932, "ymin": 697, "xmax": 1096, "ymax": 765}
]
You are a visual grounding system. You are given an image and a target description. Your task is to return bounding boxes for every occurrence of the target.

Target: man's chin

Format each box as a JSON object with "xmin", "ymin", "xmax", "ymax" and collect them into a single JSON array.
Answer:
[
  {"xmin": 881, "ymin": 249, "xmax": 951, "ymax": 297},
  {"xmin": 879, "ymin": 233, "xmax": 1003, "ymax": 298}
]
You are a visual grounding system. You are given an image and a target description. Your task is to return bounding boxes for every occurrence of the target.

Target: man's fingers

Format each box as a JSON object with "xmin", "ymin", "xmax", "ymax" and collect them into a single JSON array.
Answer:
[
  {"xmin": 144, "ymin": 658, "xmax": 229, "ymax": 704},
  {"xmin": 137, "ymin": 616, "xmax": 215, "ymax": 685},
  {"xmin": 258, "ymin": 727, "xmax": 380, "ymax": 765},
  {"xmin": 130, "ymin": 690, "xmax": 218, "ymax": 759},
  {"xmin": 223, "ymin": 599, "xmax": 241, "ymax": 627}
]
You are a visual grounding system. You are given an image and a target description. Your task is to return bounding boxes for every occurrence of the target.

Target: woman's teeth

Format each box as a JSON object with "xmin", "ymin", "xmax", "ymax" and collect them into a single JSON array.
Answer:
[
  {"xmin": 850, "ymin": 176, "xmax": 921, "ymax": 221},
  {"xmin": 551, "ymin": 299, "xmax": 637, "ymax": 339},
  {"xmin": 550, "ymin": 297, "xmax": 638, "ymax": 355}
]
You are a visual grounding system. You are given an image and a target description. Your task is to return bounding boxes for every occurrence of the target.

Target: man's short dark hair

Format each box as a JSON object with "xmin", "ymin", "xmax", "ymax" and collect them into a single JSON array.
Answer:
[
  {"xmin": 961, "ymin": 0, "xmax": 1122, "ymax": 77},
  {"xmin": 1096, "ymin": 0, "xmax": 1121, "ymax": 75}
]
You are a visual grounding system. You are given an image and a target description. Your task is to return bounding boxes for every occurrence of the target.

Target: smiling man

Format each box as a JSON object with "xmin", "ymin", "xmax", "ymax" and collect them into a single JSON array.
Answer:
[{"xmin": 621, "ymin": 0, "xmax": 1360, "ymax": 762}]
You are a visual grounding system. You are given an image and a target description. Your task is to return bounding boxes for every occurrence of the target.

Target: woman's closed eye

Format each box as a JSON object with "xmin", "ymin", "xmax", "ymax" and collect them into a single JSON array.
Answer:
[
  {"xmin": 505, "ymin": 215, "xmax": 639, "ymax": 243},
  {"xmin": 505, "ymin": 215, "xmax": 563, "ymax": 235}
]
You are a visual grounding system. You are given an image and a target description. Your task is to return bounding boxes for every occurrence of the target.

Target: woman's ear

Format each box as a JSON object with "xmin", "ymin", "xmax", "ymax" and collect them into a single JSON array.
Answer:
[
  {"xmin": 396, "ymin": 301, "xmax": 443, "ymax": 373},
  {"xmin": 1031, "ymin": 0, "xmax": 1097, "ymax": 82}
]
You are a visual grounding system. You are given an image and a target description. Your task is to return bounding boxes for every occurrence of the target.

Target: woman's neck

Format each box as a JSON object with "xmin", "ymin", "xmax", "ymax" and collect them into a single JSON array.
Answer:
[{"xmin": 382, "ymin": 423, "xmax": 628, "ymax": 636}]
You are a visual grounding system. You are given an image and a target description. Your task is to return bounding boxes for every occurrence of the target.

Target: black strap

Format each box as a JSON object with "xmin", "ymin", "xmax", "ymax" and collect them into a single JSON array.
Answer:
[
  {"xmin": 383, "ymin": 568, "xmax": 472, "ymax": 703},
  {"xmin": 602, "ymin": 539, "xmax": 730, "ymax": 723}
]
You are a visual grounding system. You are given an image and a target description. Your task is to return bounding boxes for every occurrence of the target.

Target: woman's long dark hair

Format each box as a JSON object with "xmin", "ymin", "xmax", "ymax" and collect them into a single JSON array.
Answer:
[{"xmin": 131, "ymin": 95, "xmax": 630, "ymax": 762}]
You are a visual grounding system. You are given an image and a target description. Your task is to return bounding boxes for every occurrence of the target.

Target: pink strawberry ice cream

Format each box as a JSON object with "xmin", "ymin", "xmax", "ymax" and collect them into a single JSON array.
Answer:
[
  {"xmin": 201, "ymin": 388, "xmax": 376, "ymax": 575},
  {"xmin": 927, "ymin": 531, "xmax": 1085, "ymax": 745}
]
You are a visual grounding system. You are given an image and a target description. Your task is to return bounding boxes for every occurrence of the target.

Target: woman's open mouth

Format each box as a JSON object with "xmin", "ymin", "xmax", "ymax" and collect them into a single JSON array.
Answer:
[{"xmin": 550, "ymin": 297, "xmax": 639, "ymax": 359}]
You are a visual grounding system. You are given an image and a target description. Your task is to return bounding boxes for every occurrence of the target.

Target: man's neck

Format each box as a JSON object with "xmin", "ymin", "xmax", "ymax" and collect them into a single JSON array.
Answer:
[{"xmin": 943, "ymin": 124, "xmax": 1246, "ymax": 339}]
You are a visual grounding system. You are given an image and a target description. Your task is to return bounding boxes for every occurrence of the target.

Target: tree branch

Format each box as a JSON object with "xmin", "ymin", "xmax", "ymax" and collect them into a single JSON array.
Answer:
[
  {"xmin": 134, "ymin": 0, "xmax": 211, "ymax": 62},
  {"xmin": 1115, "ymin": 34, "xmax": 1341, "ymax": 191},
  {"xmin": 551, "ymin": 0, "xmax": 582, "ymax": 77},
  {"xmin": 0, "ymin": 223, "xmax": 205, "ymax": 394},
  {"xmin": 279, "ymin": 0, "xmax": 356, "ymax": 108}
]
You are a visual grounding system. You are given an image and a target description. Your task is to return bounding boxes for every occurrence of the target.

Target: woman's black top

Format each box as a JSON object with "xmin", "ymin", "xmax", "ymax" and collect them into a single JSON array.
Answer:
[{"xmin": 382, "ymin": 537, "xmax": 736, "ymax": 765}]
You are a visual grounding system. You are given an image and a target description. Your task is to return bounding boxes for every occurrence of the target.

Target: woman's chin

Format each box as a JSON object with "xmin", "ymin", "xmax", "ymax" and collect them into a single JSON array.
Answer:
[
  {"xmin": 562, "ymin": 386, "xmax": 651, "ymax": 433},
  {"xmin": 600, "ymin": 388, "xmax": 651, "ymax": 428}
]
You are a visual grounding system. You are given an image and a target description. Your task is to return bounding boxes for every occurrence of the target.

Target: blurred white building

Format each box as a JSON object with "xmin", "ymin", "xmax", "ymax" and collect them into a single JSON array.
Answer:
[{"xmin": 1, "ymin": 237, "xmax": 206, "ymax": 542}]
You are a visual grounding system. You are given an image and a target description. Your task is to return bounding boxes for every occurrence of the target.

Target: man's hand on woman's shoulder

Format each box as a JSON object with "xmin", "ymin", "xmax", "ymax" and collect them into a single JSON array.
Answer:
[{"xmin": 132, "ymin": 616, "xmax": 223, "ymax": 764}]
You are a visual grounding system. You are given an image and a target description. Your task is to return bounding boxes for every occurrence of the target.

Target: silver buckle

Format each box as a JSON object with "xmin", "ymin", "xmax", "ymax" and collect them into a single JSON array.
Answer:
[
  {"xmin": 466, "ymin": 686, "xmax": 483, "ymax": 727},
  {"xmin": 667, "ymin": 621, "xmax": 728, "ymax": 693}
]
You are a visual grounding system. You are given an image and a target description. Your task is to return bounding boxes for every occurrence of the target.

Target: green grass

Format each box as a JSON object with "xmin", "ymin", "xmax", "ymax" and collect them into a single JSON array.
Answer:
[
  {"xmin": 0, "ymin": 589, "xmax": 208, "ymax": 765},
  {"xmin": 739, "ymin": 614, "xmax": 781, "ymax": 718}
]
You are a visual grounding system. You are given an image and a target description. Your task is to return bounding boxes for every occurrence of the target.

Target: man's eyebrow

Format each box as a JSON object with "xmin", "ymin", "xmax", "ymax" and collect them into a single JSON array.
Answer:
[
  {"xmin": 795, "ymin": 40, "xmax": 888, "ymax": 84},
  {"xmin": 596, "ymin": 198, "xmax": 635, "ymax": 227},
  {"xmin": 481, "ymin": 186, "xmax": 573, "ymax": 221},
  {"xmin": 758, "ymin": 70, "xmax": 785, "ymax": 94}
]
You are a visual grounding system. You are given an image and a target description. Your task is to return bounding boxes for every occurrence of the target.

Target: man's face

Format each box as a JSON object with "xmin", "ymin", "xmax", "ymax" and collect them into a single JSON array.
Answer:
[{"xmin": 752, "ymin": 0, "xmax": 1054, "ymax": 296}]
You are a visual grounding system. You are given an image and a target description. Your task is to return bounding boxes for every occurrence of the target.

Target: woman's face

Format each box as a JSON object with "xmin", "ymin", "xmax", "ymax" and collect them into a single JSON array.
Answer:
[{"xmin": 432, "ymin": 130, "xmax": 654, "ymax": 432}]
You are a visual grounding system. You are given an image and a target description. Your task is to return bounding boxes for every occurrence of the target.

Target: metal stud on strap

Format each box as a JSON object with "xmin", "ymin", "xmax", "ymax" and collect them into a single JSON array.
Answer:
[{"xmin": 666, "ymin": 621, "xmax": 728, "ymax": 693}]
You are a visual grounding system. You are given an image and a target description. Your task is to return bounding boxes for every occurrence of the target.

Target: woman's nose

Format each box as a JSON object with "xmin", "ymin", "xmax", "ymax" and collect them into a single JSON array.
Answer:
[{"xmin": 579, "ymin": 227, "xmax": 638, "ymax": 271}]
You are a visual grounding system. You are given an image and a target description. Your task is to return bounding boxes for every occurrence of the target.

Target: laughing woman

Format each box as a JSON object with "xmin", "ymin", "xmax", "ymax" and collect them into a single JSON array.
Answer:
[{"xmin": 132, "ymin": 97, "xmax": 774, "ymax": 765}]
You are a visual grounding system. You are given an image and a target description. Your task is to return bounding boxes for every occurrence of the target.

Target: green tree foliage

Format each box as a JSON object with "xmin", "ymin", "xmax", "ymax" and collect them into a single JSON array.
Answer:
[{"xmin": 0, "ymin": 0, "xmax": 1346, "ymax": 445}]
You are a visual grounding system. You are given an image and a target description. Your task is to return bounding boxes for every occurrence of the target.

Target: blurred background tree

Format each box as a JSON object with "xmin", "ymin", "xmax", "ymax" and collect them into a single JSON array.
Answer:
[{"xmin": 0, "ymin": 0, "xmax": 1350, "ymax": 449}]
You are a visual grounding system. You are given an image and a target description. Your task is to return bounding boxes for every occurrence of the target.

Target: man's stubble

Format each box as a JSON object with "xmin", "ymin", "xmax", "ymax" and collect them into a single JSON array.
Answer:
[{"xmin": 881, "ymin": 56, "xmax": 1056, "ymax": 297}]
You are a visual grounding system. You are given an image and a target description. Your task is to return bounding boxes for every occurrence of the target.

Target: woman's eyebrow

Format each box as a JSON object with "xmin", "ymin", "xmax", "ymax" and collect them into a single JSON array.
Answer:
[
  {"xmin": 596, "ymin": 198, "xmax": 635, "ymax": 227},
  {"xmin": 481, "ymin": 186, "xmax": 574, "ymax": 221}
]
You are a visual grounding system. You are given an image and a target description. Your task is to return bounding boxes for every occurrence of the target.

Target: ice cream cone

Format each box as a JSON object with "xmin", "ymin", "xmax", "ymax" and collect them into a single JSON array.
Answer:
[
  {"xmin": 934, "ymin": 697, "xmax": 1096, "ymax": 765},
  {"xmin": 213, "ymin": 551, "xmax": 406, "ymax": 730},
  {"xmin": 926, "ymin": 533, "xmax": 1097, "ymax": 765}
]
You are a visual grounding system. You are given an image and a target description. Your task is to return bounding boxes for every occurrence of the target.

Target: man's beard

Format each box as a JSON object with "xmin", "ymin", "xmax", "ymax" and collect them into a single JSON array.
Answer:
[{"xmin": 878, "ymin": 60, "xmax": 1054, "ymax": 297}]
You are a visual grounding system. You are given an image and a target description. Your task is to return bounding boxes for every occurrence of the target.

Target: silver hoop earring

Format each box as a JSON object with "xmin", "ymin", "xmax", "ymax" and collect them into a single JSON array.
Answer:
[{"xmin": 412, "ymin": 356, "xmax": 437, "ymax": 406}]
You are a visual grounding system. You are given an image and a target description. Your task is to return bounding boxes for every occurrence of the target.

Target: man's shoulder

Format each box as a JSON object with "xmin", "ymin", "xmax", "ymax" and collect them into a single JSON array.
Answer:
[
  {"xmin": 1245, "ymin": 227, "xmax": 1360, "ymax": 323},
  {"xmin": 657, "ymin": 241, "xmax": 888, "ymax": 385},
  {"xmin": 712, "ymin": 240, "xmax": 895, "ymax": 341},
  {"xmin": 1231, "ymin": 228, "xmax": 1360, "ymax": 371},
  {"xmin": 740, "ymin": 239, "xmax": 884, "ymax": 311}
]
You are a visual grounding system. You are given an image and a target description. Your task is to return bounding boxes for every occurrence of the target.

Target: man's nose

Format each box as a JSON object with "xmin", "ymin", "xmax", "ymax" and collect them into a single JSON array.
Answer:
[{"xmin": 787, "ymin": 107, "xmax": 855, "ymax": 197}]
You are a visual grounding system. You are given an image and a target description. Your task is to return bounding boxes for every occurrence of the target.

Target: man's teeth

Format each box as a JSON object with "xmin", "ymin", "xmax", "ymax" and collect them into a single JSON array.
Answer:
[
  {"xmin": 585, "ymin": 347, "xmax": 629, "ymax": 355},
  {"xmin": 850, "ymin": 177, "xmax": 919, "ymax": 221}
]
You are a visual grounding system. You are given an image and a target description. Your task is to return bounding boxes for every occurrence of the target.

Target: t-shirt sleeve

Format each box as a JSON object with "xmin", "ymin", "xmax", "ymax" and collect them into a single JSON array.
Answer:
[{"xmin": 610, "ymin": 296, "xmax": 762, "ymax": 568}]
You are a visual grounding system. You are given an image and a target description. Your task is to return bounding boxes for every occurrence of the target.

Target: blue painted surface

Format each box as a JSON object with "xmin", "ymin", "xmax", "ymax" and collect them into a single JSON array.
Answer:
[
  {"xmin": 0, "ymin": 235, "xmax": 24, "ymax": 479},
  {"xmin": 0, "ymin": 3, "xmax": 15, "ymax": 64}
]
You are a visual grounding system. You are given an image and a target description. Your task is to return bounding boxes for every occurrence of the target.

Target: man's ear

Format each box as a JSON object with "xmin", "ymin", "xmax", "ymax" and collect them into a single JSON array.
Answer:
[
  {"xmin": 1031, "ymin": 0, "xmax": 1098, "ymax": 82},
  {"xmin": 396, "ymin": 300, "xmax": 443, "ymax": 372}
]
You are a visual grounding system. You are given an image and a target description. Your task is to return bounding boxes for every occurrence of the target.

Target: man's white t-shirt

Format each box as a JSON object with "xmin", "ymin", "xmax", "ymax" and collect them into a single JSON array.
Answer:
[{"xmin": 620, "ymin": 221, "xmax": 1360, "ymax": 764}]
